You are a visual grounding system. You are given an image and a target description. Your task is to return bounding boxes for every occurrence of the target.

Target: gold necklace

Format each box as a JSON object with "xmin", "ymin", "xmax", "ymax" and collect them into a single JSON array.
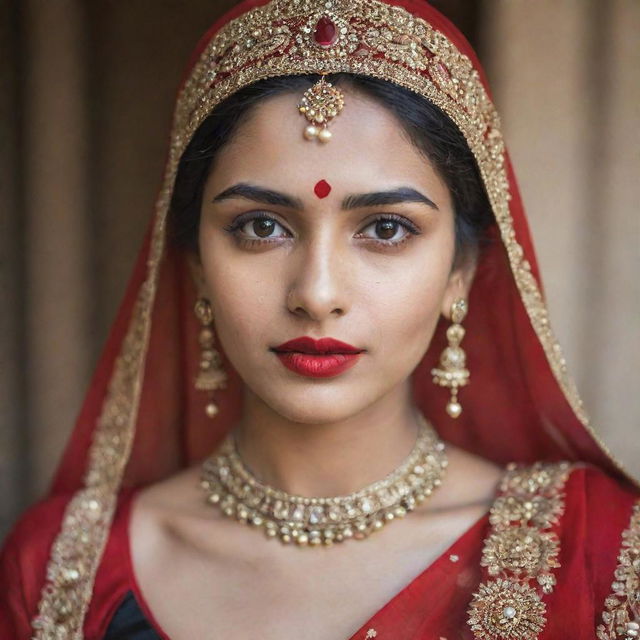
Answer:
[{"xmin": 200, "ymin": 413, "xmax": 447, "ymax": 547}]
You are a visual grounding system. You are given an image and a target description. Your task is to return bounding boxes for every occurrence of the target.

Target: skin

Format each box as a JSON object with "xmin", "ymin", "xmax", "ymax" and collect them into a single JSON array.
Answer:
[{"xmin": 131, "ymin": 87, "xmax": 502, "ymax": 639}]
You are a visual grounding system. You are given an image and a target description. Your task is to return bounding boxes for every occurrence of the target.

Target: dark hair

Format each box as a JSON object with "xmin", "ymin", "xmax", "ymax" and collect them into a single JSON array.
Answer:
[{"xmin": 169, "ymin": 74, "xmax": 493, "ymax": 264}]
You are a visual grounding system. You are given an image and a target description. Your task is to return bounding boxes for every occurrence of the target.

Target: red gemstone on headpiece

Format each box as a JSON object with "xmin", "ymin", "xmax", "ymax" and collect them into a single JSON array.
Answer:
[{"xmin": 314, "ymin": 16, "xmax": 337, "ymax": 47}]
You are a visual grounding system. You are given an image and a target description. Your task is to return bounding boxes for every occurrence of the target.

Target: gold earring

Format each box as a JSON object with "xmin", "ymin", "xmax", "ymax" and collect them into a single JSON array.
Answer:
[
  {"xmin": 431, "ymin": 298, "xmax": 470, "ymax": 418},
  {"xmin": 194, "ymin": 298, "xmax": 227, "ymax": 418}
]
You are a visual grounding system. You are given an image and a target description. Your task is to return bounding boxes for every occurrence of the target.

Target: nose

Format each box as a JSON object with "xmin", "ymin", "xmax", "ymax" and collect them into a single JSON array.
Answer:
[{"xmin": 286, "ymin": 230, "xmax": 349, "ymax": 322}]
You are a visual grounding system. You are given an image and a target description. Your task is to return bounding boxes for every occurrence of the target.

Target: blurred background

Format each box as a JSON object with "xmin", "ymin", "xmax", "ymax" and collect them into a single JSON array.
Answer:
[{"xmin": 1, "ymin": 0, "xmax": 638, "ymax": 539}]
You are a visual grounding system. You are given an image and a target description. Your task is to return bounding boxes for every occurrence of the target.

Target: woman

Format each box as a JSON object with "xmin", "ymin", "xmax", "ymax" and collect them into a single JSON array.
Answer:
[{"xmin": 1, "ymin": 0, "xmax": 638, "ymax": 638}]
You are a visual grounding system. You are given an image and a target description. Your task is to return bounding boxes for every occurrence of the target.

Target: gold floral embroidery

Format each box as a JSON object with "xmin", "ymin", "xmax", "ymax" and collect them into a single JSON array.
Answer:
[
  {"xmin": 481, "ymin": 526, "xmax": 560, "ymax": 581},
  {"xmin": 468, "ymin": 579, "xmax": 546, "ymax": 639},
  {"xmin": 596, "ymin": 500, "xmax": 640, "ymax": 639},
  {"xmin": 467, "ymin": 462, "xmax": 572, "ymax": 639},
  {"xmin": 488, "ymin": 494, "xmax": 564, "ymax": 530},
  {"xmin": 31, "ymin": 0, "xmax": 630, "ymax": 635}
]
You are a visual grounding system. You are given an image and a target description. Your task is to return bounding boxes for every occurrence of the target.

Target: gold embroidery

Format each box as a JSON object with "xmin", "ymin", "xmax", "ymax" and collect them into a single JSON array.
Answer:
[
  {"xmin": 32, "ymin": 0, "xmax": 631, "ymax": 635},
  {"xmin": 596, "ymin": 500, "xmax": 640, "ymax": 639},
  {"xmin": 489, "ymin": 493, "xmax": 564, "ymax": 531},
  {"xmin": 469, "ymin": 579, "xmax": 546, "ymax": 639},
  {"xmin": 481, "ymin": 526, "xmax": 560, "ymax": 581},
  {"xmin": 31, "ymin": 488, "xmax": 116, "ymax": 638},
  {"xmin": 467, "ymin": 462, "xmax": 571, "ymax": 639}
]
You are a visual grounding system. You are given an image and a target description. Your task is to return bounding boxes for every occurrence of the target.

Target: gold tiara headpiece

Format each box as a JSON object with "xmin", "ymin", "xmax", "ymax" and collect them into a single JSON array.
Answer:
[{"xmin": 176, "ymin": 0, "xmax": 501, "ymax": 155}]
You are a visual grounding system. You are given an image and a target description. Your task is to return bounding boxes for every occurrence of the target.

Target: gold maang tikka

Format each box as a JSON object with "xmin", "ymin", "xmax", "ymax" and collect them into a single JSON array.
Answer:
[{"xmin": 298, "ymin": 74, "xmax": 345, "ymax": 143}]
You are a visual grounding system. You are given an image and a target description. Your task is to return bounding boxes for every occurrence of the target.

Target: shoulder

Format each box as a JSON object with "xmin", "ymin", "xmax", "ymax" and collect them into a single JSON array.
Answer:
[
  {"xmin": 481, "ymin": 461, "xmax": 638, "ymax": 634},
  {"xmin": 1, "ymin": 492, "xmax": 73, "ymax": 580},
  {"xmin": 564, "ymin": 462, "xmax": 639, "ymax": 520},
  {"xmin": 500, "ymin": 459, "xmax": 638, "ymax": 509},
  {"xmin": 503, "ymin": 460, "xmax": 639, "ymax": 536},
  {"xmin": 491, "ymin": 461, "xmax": 638, "ymax": 577},
  {"xmin": 0, "ymin": 493, "xmax": 75, "ymax": 637},
  {"xmin": 2, "ymin": 489, "xmax": 137, "ymax": 574},
  {"xmin": 537, "ymin": 462, "xmax": 638, "ymax": 634},
  {"xmin": 563, "ymin": 463, "xmax": 639, "ymax": 565},
  {"xmin": 0, "ymin": 489, "xmax": 136, "ymax": 638},
  {"xmin": 561, "ymin": 464, "xmax": 640, "ymax": 637}
]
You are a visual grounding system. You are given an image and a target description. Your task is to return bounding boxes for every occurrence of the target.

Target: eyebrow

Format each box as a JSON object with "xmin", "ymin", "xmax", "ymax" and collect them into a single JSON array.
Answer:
[
  {"xmin": 212, "ymin": 183, "xmax": 303, "ymax": 209},
  {"xmin": 342, "ymin": 187, "xmax": 439, "ymax": 211},
  {"xmin": 212, "ymin": 183, "xmax": 438, "ymax": 211}
]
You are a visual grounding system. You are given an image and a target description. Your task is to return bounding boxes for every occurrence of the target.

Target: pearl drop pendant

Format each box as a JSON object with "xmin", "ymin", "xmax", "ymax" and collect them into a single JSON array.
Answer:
[
  {"xmin": 303, "ymin": 124, "xmax": 332, "ymax": 143},
  {"xmin": 304, "ymin": 125, "xmax": 319, "ymax": 140},
  {"xmin": 446, "ymin": 400, "xmax": 462, "ymax": 418}
]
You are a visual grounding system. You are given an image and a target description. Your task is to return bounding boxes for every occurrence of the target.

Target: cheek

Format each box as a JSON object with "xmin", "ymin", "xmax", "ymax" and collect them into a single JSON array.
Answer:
[
  {"xmin": 365, "ymin": 244, "xmax": 453, "ymax": 368},
  {"xmin": 376, "ymin": 276, "xmax": 445, "ymax": 341},
  {"xmin": 199, "ymin": 239, "xmax": 282, "ymax": 366}
]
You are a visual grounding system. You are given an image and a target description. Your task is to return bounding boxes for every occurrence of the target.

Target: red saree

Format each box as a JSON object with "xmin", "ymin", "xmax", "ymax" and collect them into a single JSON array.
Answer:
[{"xmin": 1, "ymin": 0, "xmax": 638, "ymax": 638}]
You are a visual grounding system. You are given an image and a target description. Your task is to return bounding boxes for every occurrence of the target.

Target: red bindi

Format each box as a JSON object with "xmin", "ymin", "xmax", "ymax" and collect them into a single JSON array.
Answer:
[{"xmin": 314, "ymin": 179, "xmax": 332, "ymax": 199}]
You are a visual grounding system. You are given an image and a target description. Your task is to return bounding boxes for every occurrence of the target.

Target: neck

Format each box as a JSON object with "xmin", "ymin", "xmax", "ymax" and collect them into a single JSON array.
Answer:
[{"xmin": 231, "ymin": 381, "xmax": 424, "ymax": 497}]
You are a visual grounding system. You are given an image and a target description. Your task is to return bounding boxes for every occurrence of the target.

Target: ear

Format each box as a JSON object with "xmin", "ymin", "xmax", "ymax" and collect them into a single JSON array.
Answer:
[
  {"xmin": 440, "ymin": 252, "xmax": 477, "ymax": 319},
  {"xmin": 187, "ymin": 252, "xmax": 209, "ymax": 299}
]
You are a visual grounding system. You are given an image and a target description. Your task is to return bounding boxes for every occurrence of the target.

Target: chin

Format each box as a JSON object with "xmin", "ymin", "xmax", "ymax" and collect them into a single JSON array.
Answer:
[{"xmin": 255, "ymin": 382, "xmax": 379, "ymax": 425}]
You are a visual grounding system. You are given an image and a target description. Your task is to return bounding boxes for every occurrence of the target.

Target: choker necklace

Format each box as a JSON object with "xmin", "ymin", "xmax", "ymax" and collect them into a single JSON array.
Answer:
[{"xmin": 200, "ymin": 413, "xmax": 447, "ymax": 547}]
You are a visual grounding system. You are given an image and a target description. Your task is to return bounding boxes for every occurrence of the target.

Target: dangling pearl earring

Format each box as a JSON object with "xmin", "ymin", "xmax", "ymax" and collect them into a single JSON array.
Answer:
[
  {"xmin": 431, "ymin": 298, "xmax": 470, "ymax": 418},
  {"xmin": 194, "ymin": 298, "xmax": 227, "ymax": 418}
]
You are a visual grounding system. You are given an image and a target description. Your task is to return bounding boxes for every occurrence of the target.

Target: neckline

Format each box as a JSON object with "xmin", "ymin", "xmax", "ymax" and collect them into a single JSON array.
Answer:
[
  {"xmin": 344, "ymin": 511, "xmax": 487, "ymax": 640},
  {"xmin": 122, "ymin": 487, "xmax": 490, "ymax": 640}
]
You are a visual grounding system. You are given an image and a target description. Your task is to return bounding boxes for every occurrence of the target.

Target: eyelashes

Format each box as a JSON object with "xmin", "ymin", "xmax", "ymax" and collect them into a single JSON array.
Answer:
[
  {"xmin": 224, "ymin": 212, "xmax": 287, "ymax": 244},
  {"xmin": 223, "ymin": 211, "xmax": 422, "ymax": 249}
]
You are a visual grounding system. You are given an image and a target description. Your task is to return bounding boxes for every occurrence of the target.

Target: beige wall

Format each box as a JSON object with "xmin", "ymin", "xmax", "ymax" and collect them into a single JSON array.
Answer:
[
  {"xmin": 483, "ymin": 0, "xmax": 640, "ymax": 476},
  {"xmin": 1, "ymin": 0, "xmax": 637, "ymax": 537}
]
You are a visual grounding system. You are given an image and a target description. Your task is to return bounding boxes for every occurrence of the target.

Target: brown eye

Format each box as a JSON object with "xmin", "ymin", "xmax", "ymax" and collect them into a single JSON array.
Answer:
[
  {"xmin": 356, "ymin": 215, "xmax": 417, "ymax": 245},
  {"xmin": 375, "ymin": 220, "xmax": 398, "ymax": 240},
  {"xmin": 253, "ymin": 218, "xmax": 276, "ymax": 237}
]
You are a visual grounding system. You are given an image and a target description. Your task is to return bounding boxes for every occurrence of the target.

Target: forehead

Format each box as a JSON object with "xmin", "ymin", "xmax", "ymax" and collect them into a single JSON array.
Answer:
[{"xmin": 206, "ymin": 87, "xmax": 449, "ymax": 202}]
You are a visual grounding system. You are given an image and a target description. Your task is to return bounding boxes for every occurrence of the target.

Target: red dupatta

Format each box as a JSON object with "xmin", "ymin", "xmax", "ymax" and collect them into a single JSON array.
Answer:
[{"xmin": 2, "ymin": 0, "xmax": 638, "ymax": 638}]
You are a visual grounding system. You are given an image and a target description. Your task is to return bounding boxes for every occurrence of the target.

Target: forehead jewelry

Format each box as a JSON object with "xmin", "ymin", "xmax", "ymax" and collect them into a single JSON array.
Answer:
[
  {"xmin": 298, "ymin": 74, "xmax": 345, "ymax": 143},
  {"xmin": 200, "ymin": 413, "xmax": 447, "ymax": 547}
]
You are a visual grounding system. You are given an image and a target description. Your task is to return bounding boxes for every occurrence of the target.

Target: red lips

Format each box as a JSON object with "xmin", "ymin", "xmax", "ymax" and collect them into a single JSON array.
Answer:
[
  {"xmin": 273, "ymin": 336, "xmax": 363, "ymax": 355},
  {"xmin": 272, "ymin": 336, "xmax": 364, "ymax": 378}
]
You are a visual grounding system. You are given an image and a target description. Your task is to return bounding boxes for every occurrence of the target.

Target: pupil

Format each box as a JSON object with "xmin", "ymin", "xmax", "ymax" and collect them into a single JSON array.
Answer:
[
  {"xmin": 253, "ymin": 219, "xmax": 275, "ymax": 237},
  {"xmin": 376, "ymin": 220, "xmax": 397, "ymax": 240}
]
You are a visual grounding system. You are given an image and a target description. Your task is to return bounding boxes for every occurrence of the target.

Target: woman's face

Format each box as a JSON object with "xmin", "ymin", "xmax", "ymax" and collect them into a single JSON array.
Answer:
[{"xmin": 198, "ymin": 87, "xmax": 471, "ymax": 423}]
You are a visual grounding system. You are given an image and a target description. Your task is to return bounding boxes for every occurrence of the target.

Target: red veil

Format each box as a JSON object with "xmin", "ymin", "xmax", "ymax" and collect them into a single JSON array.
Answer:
[{"xmin": 2, "ymin": 0, "xmax": 638, "ymax": 637}]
